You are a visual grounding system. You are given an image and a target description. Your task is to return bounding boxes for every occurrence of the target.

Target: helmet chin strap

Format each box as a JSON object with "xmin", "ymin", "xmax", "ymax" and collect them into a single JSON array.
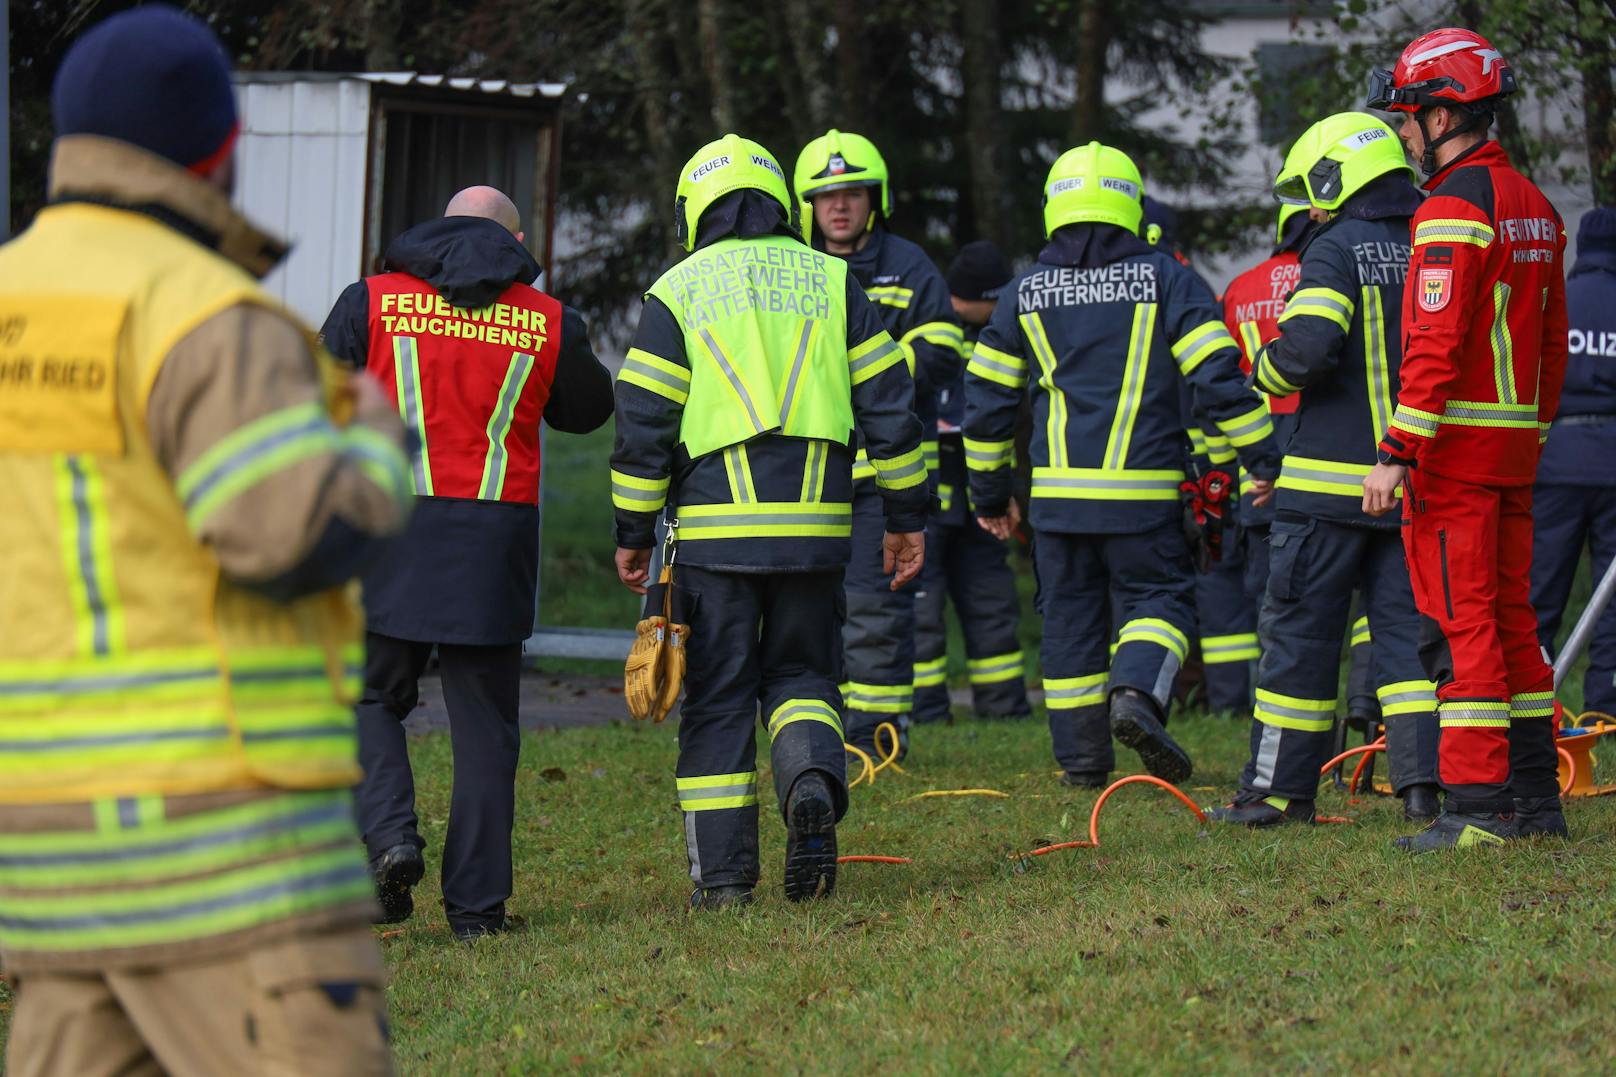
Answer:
[{"xmin": 1415, "ymin": 106, "xmax": 1490, "ymax": 176}]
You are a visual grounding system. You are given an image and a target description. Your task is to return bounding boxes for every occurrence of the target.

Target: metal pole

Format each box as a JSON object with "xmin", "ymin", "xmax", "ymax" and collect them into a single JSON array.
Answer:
[{"xmin": 1554, "ymin": 552, "xmax": 1616, "ymax": 689}]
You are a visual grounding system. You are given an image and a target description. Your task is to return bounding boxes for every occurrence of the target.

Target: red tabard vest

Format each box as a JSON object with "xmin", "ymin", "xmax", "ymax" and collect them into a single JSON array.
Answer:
[
  {"xmin": 365, "ymin": 273, "xmax": 562, "ymax": 503},
  {"xmin": 1223, "ymin": 252, "xmax": 1302, "ymax": 416}
]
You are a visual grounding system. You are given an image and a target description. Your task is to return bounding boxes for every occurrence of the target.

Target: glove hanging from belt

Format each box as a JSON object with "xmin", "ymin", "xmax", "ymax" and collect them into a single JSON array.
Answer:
[
  {"xmin": 624, "ymin": 526, "xmax": 689, "ymax": 722},
  {"xmin": 1180, "ymin": 469, "xmax": 1233, "ymax": 573}
]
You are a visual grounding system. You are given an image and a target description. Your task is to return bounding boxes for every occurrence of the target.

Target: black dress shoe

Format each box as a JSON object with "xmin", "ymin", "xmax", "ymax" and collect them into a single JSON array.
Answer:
[
  {"xmin": 1401, "ymin": 783, "xmax": 1441, "ymax": 822},
  {"xmin": 1109, "ymin": 689, "xmax": 1192, "ymax": 784},
  {"xmin": 783, "ymin": 771, "xmax": 838, "ymax": 902},
  {"xmin": 1061, "ymin": 771, "xmax": 1109, "ymax": 789},
  {"xmin": 1207, "ymin": 791, "xmax": 1315, "ymax": 827},
  {"xmin": 688, "ymin": 885, "xmax": 755, "ymax": 911},
  {"xmin": 370, "ymin": 843, "xmax": 424, "ymax": 925}
]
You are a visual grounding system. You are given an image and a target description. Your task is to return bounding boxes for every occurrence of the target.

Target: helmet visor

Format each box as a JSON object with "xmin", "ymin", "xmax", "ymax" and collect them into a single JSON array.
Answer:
[
  {"xmin": 1273, "ymin": 173, "xmax": 1312, "ymax": 207},
  {"xmin": 1366, "ymin": 68, "xmax": 1415, "ymax": 112},
  {"xmin": 804, "ymin": 177, "xmax": 880, "ymax": 199}
]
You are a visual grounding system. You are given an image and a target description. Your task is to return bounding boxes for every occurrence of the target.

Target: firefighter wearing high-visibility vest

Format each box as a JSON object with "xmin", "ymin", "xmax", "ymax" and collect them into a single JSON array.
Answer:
[
  {"xmin": 794, "ymin": 130, "xmax": 961, "ymax": 757},
  {"xmin": 0, "ymin": 8, "xmax": 412, "ymax": 1074},
  {"xmin": 1364, "ymin": 29, "xmax": 1571, "ymax": 850},
  {"xmin": 912, "ymin": 241, "xmax": 1032, "ymax": 724},
  {"xmin": 1210, "ymin": 113, "xmax": 1440, "ymax": 827},
  {"xmin": 611, "ymin": 135, "xmax": 927, "ymax": 908},
  {"xmin": 964, "ymin": 143, "xmax": 1281, "ymax": 786}
]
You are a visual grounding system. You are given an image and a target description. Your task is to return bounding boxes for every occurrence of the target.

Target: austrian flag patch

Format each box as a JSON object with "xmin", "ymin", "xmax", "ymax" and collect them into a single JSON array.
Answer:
[{"xmin": 1417, "ymin": 267, "xmax": 1452, "ymax": 312}]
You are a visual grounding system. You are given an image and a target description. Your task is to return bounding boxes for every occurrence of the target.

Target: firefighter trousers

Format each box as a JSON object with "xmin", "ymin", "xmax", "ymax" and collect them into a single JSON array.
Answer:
[
  {"xmin": 1192, "ymin": 530, "xmax": 1258, "ymax": 713},
  {"xmin": 843, "ymin": 486, "xmax": 917, "ymax": 752},
  {"xmin": 912, "ymin": 517, "xmax": 1030, "ymax": 722},
  {"xmin": 1239, "ymin": 514, "xmax": 1438, "ymax": 800},
  {"xmin": 673, "ymin": 566, "xmax": 848, "ymax": 890},
  {"xmin": 1404, "ymin": 473, "xmax": 1557, "ymax": 803},
  {"xmin": 1531, "ymin": 482, "xmax": 1616, "ymax": 715},
  {"xmin": 1034, "ymin": 524, "xmax": 1195, "ymax": 776}
]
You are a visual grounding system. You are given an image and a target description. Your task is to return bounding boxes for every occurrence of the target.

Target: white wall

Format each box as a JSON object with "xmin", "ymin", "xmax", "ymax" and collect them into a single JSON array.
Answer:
[{"xmin": 234, "ymin": 79, "xmax": 371, "ymax": 327}]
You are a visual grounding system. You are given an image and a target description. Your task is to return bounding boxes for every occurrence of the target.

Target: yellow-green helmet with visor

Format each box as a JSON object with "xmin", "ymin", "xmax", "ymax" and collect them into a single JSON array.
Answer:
[
  {"xmin": 1273, "ymin": 112, "xmax": 1412, "ymax": 213},
  {"xmin": 1042, "ymin": 142, "xmax": 1145, "ymax": 237},
  {"xmin": 673, "ymin": 133, "xmax": 797, "ymax": 252},
  {"xmin": 793, "ymin": 130, "xmax": 892, "ymax": 218}
]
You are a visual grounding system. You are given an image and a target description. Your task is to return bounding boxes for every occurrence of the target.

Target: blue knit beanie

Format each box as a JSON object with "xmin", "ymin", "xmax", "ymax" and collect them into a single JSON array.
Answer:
[
  {"xmin": 1578, "ymin": 206, "xmax": 1616, "ymax": 254},
  {"xmin": 52, "ymin": 4, "xmax": 238, "ymax": 172}
]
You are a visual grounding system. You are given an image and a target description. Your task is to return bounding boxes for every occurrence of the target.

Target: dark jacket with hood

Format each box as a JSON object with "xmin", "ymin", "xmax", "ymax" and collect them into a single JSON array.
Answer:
[
  {"xmin": 1538, "ymin": 206, "xmax": 1616, "ymax": 485},
  {"xmin": 322, "ymin": 216, "xmax": 613, "ymax": 644}
]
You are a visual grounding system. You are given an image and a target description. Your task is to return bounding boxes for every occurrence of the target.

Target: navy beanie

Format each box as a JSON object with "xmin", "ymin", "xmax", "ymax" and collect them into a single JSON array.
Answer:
[
  {"xmin": 947, "ymin": 240, "xmax": 1012, "ymax": 301},
  {"xmin": 1578, "ymin": 206, "xmax": 1616, "ymax": 254},
  {"xmin": 52, "ymin": 4, "xmax": 238, "ymax": 172}
]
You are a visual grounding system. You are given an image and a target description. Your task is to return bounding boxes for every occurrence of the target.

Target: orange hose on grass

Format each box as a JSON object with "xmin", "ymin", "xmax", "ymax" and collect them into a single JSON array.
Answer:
[
  {"xmin": 1023, "ymin": 775, "xmax": 1206, "ymax": 858},
  {"xmin": 1557, "ymin": 745, "xmax": 1576, "ymax": 796},
  {"xmin": 836, "ymin": 855, "xmax": 913, "ymax": 864}
]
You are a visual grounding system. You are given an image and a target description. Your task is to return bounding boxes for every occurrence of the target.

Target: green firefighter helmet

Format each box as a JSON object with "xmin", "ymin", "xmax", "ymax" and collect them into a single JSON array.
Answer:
[
  {"xmin": 1273, "ymin": 112, "xmax": 1412, "ymax": 212},
  {"xmin": 1276, "ymin": 202, "xmax": 1308, "ymax": 247},
  {"xmin": 673, "ymin": 133, "xmax": 796, "ymax": 252},
  {"xmin": 793, "ymin": 129, "xmax": 892, "ymax": 218},
  {"xmin": 1042, "ymin": 142, "xmax": 1145, "ymax": 237}
]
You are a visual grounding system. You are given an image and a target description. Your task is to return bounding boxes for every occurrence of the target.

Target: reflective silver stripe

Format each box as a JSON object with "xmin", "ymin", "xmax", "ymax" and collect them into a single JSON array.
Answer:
[
  {"xmin": 965, "ymin": 443, "xmax": 1011, "ymax": 464},
  {"xmin": 1220, "ymin": 409, "xmax": 1271, "ymax": 443},
  {"xmin": 1364, "ymin": 287, "xmax": 1392, "ymax": 442},
  {"xmin": 969, "ymin": 352, "xmax": 1023, "ymax": 381},
  {"xmin": 1379, "ymin": 688, "xmax": 1435, "ymax": 709},
  {"xmin": 768, "ymin": 703, "xmax": 843, "ymax": 737},
  {"xmin": 1172, "ymin": 322, "xmax": 1226, "ymax": 366},
  {"xmin": 849, "ymin": 338, "xmax": 901, "ymax": 380},
  {"xmin": 0, "ymin": 668, "xmax": 219, "ymax": 696},
  {"xmin": 875, "ymin": 455, "xmax": 926, "ymax": 485},
  {"xmin": 621, "ymin": 354, "xmax": 690, "ymax": 397},
  {"xmin": 1034, "ymin": 474, "xmax": 1181, "ymax": 493},
  {"xmin": 66, "ymin": 457, "xmax": 111, "ymax": 656},
  {"xmin": 1252, "ymin": 724, "xmax": 1282, "ymax": 790},
  {"xmin": 779, "ymin": 319, "xmax": 815, "ymax": 426},
  {"xmin": 1285, "ymin": 294, "xmax": 1351, "ymax": 322},
  {"xmin": 479, "ymin": 351, "xmax": 535, "ymax": 500},
  {"xmin": 682, "ymin": 511, "xmax": 848, "ymax": 527},
  {"xmin": 678, "ymin": 783, "xmax": 756, "ymax": 803},
  {"xmin": 393, "ymin": 336, "xmax": 432, "ymax": 494},
  {"xmin": 1491, "ymin": 281, "xmax": 1516, "ymax": 405},
  {"xmin": 1394, "ymin": 405, "xmax": 1440, "ymax": 436},
  {"xmin": 1442, "ymin": 404, "xmax": 1537, "ymax": 426},
  {"xmin": 0, "ymin": 727, "xmax": 233, "ymax": 752},
  {"xmin": 699, "ymin": 328, "xmax": 767, "ymax": 434}
]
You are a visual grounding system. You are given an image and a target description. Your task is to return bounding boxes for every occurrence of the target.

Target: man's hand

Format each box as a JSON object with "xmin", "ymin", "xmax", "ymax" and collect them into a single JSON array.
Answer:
[
  {"xmin": 1362, "ymin": 462, "xmax": 1407, "ymax": 518},
  {"xmin": 975, "ymin": 498, "xmax": 1023, "ymax": 541},
  {"xmin": 883, "ymin": 531, "xmax": 925, "ymax": 591},
  {"xmin": 615, "ymin": 547, "xmax": 652, "ymax": 594},
  {"xmin": 1247, "ymin": 477, "xmax": 1275, "ymax": 508}
]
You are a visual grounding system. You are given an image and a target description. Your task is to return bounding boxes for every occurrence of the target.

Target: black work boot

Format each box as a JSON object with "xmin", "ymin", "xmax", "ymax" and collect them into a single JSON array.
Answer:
[
  {"xmin": 1393, "ymin": 800, "xmax": 1520, "ymax": 853},
  {"xmin": 1207, "ymin": 791, "xmax": 1315, "ymax": 827},
  {"xmin": 370, "ymin": 843, "xmax": 425, "ymax": 925},
  {"xmin": 453, "ymin": 913, "xmax": 527, "ymax": 944},
  {"xmin": 1513, "ymin": 795, "xmax": 1570, "ymax": 838},
  {"xmin": 1061, "ymin": 771, "xmax": 1109, "ymax": 789},
  {"xmin": 688, "ymin": 885, "xmax": 754, "ymax": 912},
  {"xmin": 1401, "ymin": 783, "xmax": 1441, "ymax": 822},
  {"xmin": 1109, "ymin": 688, "xmax": 1192, "ymax": 784},
  {"xmin": 783, "ymin": 771, "xmax": 838, "ymax": 902}
]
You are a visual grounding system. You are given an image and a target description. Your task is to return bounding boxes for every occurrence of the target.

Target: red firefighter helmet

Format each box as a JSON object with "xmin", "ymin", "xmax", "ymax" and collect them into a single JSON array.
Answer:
[{"xmin": 1367, "ymin": 27, "xmax": 1517, "ymax": 114}]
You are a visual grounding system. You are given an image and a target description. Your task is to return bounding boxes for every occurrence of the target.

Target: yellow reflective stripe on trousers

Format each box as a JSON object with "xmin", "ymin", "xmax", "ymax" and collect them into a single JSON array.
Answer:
[
  {"xmin": 392, "ymin": 336, "xmax": 434, "ymax": 494},
  {"xmin": 1377, "ymin": 679, "xmax": 1437, "ymax": 716},
  {"xmin": 478, "ymin": 350, "xmax": 537, "ymax": 500},
  {"xmin": 611, "ymin": 469, "xmax": 670, "ymax": 513},
  {"xmin": 778, "ymin": 318, "xmax": 821, "ymax": 429},
  {"xmin": 1439, "ymin": 700, "xmax": 1511, "ymax": 728},
  {"xmin": 967, "ymin": 341, "xmax": 1028, "ymax": 389},
  {"xmin": 676, "ymin": 771, "xmax": 759, "ymax": 811},
  {"xmin": 1117, "ymin": 618, "xmax": 1188, "ymax": 662},
  {"xmin": 1106, "ymin": 303, "xmax": 1156, "ymax": 467},
  {"xmin": 722, "ymin": 445, "xmax": 759, "ymax": 503},
  {"xmin": 842, "ymin": 681, "xmax": 912, "ymax": 713},
  {"xmin": 1032, "ymin": 467, "xmax": 1183, "ymax": 501},
  {"xmin": 54, "ymin": 455, "xmax": 125, "ymax": 657},
  {"xmin": 698, "ymin": 327, "xmax": 769, "ymax": 437},
  {"xmin": 848, "ymin": 332, "xmax": 903, "ymax": 385},
  {"xmin": 799, "ymin": 441, "xmax": 828, "ymax": 502},
  {"xmin": 768, "ymin": 699, "xmax": 844, "ymax": 740},
  {"xmin": 1363, "ymin": 286, "xmax": 1393, "ymax": 442},
  {"xmin": 1490, "ymin": 282, "xmax": 1517, "ymax": 406},
  {"xmin": 1217, "ymin": 401, "xmax": 1273, "ymax": 448},
  {"xmin": 1021, "ymin": 312, "xmax": 1067, "ymax": 468},
  {"xmin": 1171, "ymin": 318, "xmax": 1233, "ymax": 375},
  {"xmin": 1254, "ymin": 688, "xmax": 1335, "ymax": 732},
  {"xmin": 1510, "ymin": 691, "xmax": 1555, "ymax": 719},
  {"xmin": 1044, "ymin": 673, "xmax": 1107, "ymax": 710},
  {"xmin": 675, "ymin": 501, "xmax": 852, "ymax": 540},
  {"xmin": 1278, "ymin": 288, "xmax": 1354, "ymax": 333},
  {"xmin": 176, "ymin": 402, "xmax": 342, "ymax": 530},
  {"xmin": 619, "ymin": 347, "xmax": 692, "ymax": 404},
  {"xmin": 964, "ymin": 437, "xmax": 1014, "ymax": 472},
  {"xmin": 967, "ymin": 651, "xmax": 1024, "ymax": 685},
  {"xmin": 913, "ymin": 657, "xmax": 947, "ymax": 688},
  {"xmin": 872, "ymin": 445, "xmax": 927, "ymax": 491},
  {"xmin": 1202, "ymin": 633, "xmax": 1259, "ymax": 664},
  {"xmin": 1414, "ymin": 218, "xmax": 1495, "ymax": 247},
  {"xmin": 1351, "ymin": 616, "xmax": 1372, "ymax": 648}
]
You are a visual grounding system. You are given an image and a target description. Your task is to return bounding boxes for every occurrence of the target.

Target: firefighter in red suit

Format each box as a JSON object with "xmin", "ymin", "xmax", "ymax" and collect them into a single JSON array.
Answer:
[{"xmin": 1363, "ymin": 29, "xmax": 1571, "ymax": 851}]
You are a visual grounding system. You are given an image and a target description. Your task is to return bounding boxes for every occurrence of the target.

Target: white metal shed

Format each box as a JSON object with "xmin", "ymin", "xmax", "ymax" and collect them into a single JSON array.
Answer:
[{"xmin": 231, "ymin": 72, "xmax": 566, "ymax": 328}]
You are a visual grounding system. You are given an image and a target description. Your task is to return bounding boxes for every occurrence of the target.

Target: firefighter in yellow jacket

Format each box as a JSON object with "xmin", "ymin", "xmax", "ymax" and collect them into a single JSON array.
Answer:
[{"xmin": 0, "ymin": 9, "xmax": 412, "ymax": 1075}]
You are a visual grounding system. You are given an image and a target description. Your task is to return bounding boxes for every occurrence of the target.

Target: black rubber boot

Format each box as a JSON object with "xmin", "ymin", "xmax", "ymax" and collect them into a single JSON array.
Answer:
[
  {"xmin": 1207, "ymin": 791, "xmax": 1315, "ymax": 827},
  {"xmin": 1401, "ymin": 783, "xmax": 1441, "ymax": 822},
  {"xmin": 1513, "ymin": 795, "xmax": 1570, "ymax": 838},
  {"xmin": 1061, "ymin": 771, "xmax": 1109, "ymax": 789},
  {"xmin": 1109, "ymin": 688, "xmax": 1192, "ymax": 784},
  {"xmin": 783, "ymin": 771, "xmax": 838, "ymax": 902},
  {"xmin": 688, "ymin": 885, "xmax": 755, "ymax": 912},
  {"xmin": 370, "ymin": 843, "xmax": 425, "ymax": 925},
  {"xmin": 1394, "ymin": 802, "xmax": 1519, "ymax": 853}
]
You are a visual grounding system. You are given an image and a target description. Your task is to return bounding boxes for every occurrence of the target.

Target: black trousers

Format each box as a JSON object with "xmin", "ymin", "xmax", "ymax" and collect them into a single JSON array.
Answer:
[
  {"xmin": 675, "ymin": 566, "xmax": 848, "ymax": 889},
  {"xmin": 354, "ymin": 631, "xmax": 523, "ymax": 931}
]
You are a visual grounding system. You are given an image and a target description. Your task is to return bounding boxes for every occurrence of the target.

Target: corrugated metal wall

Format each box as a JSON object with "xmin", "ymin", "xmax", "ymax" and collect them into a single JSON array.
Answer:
[{"xmin": 235, "ymin": 80, "xmax": 370, "ymax": 327}]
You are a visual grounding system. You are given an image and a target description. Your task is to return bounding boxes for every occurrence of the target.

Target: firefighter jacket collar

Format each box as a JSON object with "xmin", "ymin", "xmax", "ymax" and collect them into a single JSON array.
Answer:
[
  {"xmin": 693, "ymin": 189, "xmax": 798, "ymax": 251},
  {"xmin": 46, "ymin": 134, "xmax": 287, "ymax": 279},
  {"xmin": 384, "ymin": 215, "xmax": 541, "ymax": 310},
  {"xmin": 1422, "ymin": 138, "xmax": 1504, "ymax": 192},
  {"xmin": 1039, "ymin": 224, "xmax": 1153, "ymax": 269}
]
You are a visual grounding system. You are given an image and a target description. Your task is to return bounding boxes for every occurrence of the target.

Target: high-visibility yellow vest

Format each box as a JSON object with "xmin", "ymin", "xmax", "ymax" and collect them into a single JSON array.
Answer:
[
  {"xmin": 646, "ymin": 234, "xmax": 854, "ymax": 459},
  {"xmin": 0, "ymin": 202, "xmax": 365, "ymax": 804}
]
